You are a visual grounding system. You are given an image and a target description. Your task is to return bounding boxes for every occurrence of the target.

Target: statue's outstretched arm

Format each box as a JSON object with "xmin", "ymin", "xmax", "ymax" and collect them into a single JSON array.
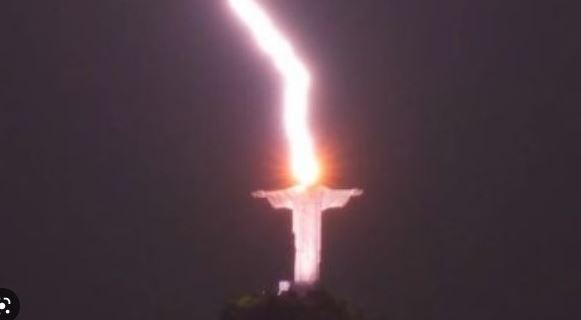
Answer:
[
  {"xmin": 251, "ymin": 190, "xmax": 267, "ymax": 198},
  {"xmin": 351, "ymin": 189, "xmax": 364, "ymax": 197},
  {"xmin": 323, "ymin": 188, "xmax": 363, "ymax": 209},
  {"xmin": 251, "ymin": 189, "xmax": 293, "ymax": 209}
]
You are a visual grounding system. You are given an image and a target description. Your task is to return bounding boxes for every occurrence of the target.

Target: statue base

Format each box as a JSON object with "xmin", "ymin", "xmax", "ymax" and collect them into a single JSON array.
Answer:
[{"xmin": 278, "ymin": 280, "xmax": 320, "ymax": 296}]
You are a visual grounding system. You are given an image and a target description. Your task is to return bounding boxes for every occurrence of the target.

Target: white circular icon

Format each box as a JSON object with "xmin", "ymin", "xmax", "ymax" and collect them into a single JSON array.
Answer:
[{"xmin": 0, "ymin": 289, "xmax": 19, "ymax": 319}]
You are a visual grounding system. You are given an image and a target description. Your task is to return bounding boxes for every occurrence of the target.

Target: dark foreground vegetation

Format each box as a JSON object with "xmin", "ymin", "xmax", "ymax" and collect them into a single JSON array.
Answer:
[{"xmin": 221, "ymin": 289, "xmax": 364, "ymax": 320}]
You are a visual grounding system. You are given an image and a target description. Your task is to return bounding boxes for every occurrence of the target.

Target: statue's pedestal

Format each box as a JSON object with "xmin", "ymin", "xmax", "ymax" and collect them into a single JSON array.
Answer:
[
  {"xmin": 221, "ymin": 286, "xmax": 363, "ymax": 320},
  {"xmin": 278, "ymin": 280, "xmax": 320, "ymax": 296}
]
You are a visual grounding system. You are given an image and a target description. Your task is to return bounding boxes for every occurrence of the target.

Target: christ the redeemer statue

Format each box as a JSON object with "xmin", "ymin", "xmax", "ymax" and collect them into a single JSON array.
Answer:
[{"xmin": 252, "ymin": 185, "xmax": 363, "ymax": 286}]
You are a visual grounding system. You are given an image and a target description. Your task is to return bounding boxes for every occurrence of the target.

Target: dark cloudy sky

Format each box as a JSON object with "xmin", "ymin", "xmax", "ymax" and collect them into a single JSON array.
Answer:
[{"xmin": 1, "ymin": 0, "xmax": 579, "ymax": 319}]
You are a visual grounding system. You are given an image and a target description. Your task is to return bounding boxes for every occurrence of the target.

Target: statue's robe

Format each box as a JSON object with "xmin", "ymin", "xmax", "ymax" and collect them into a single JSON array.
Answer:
[{"xmin": 262, "ymin": 185, "xmax": 357, "ymax": 284}]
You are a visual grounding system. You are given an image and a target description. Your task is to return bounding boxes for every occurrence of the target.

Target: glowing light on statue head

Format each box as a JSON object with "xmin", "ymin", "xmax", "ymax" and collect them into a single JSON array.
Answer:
[{"xmin": 228, "ymin": 0, "xmax": 320, "ymax": 186}]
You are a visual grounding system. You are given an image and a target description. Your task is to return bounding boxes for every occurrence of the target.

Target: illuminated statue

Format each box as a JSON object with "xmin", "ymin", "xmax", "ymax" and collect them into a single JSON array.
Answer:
[
  {"xmin": 228, "ymin": 0, "xmax": 364, "ymax": 289},
  {"xmin": 253, "ymin": 186, "xmax": 363, "ymax": 285}
]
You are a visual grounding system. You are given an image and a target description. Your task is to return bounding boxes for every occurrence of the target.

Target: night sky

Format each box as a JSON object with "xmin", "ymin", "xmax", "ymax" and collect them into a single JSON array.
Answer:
[{"xmin": 1, "ymin": 0, "xmax": 579, "ymax": 319}]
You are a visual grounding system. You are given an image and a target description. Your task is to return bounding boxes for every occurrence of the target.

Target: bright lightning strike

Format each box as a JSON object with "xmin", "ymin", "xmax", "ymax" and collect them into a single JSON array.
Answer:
[{"xmin": 228, "ymin": 0, "xmax": 320, "ymax": 186}]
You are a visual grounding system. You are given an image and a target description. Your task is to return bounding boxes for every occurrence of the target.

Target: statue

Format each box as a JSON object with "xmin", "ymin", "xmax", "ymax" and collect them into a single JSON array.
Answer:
[{"xmin": 252, "ymin": 185, "xmax": 363, "ymax": 286}]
